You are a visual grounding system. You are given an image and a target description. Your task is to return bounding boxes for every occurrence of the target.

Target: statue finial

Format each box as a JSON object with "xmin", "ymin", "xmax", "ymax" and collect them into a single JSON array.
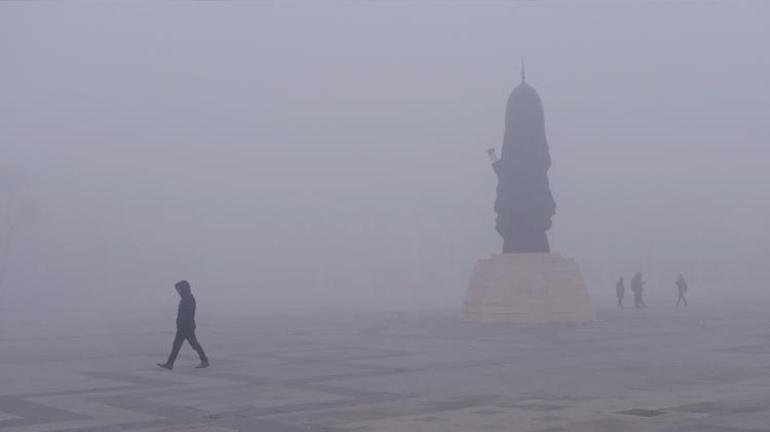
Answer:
[{"xmin": 521, "ymin": 59, "xmax": 526, "ymax": 83}]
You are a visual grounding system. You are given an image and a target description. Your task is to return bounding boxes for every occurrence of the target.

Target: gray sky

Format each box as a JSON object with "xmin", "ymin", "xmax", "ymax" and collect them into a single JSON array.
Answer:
[{"xmin": 1, "ymin": 1, "xmax": 769, "ymax": 319}]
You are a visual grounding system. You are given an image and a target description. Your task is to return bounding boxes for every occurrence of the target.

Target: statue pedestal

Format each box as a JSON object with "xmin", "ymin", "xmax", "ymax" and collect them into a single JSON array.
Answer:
[{"xmin": 462, "ymin": 253, "xmax": 595, "ymax": 324}]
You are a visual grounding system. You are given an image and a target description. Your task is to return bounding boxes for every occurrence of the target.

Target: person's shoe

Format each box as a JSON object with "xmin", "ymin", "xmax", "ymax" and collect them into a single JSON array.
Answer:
[
  {"xmin": 195, "ymin": 360, "xmax": 210, "ymax": 369},
  {"xmin": 156, "ymin": 363, "xmax": 173, "ymax": 370}
]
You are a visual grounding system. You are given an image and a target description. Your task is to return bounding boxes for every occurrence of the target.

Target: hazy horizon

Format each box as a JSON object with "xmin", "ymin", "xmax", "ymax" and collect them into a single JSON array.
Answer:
[{"xmin": 2, "ymin": 1, "xmax": 769, "ymax": 321}]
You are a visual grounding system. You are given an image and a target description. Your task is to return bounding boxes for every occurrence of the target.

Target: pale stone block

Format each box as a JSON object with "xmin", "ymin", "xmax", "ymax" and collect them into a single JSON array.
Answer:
[{"xmin": 462, "ymin": 253, "xmax": 595, "ymax": 324}]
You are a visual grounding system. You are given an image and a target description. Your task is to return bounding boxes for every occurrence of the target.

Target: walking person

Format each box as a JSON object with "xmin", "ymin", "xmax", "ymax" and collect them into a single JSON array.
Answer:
[
  {"xmin": 616, "ymin": 277, "xmax": 625, "ymax": 308},
  {"xmin": 631, "ymin": 272, "xmax": 647, "ymax": 308},
  {"xmin": 675, "ymin": 274, "xmax": 688, "ymax": 307},
  {"xmin": 157, "ymin": 280, "xmax": 209, "ymax": 370}
]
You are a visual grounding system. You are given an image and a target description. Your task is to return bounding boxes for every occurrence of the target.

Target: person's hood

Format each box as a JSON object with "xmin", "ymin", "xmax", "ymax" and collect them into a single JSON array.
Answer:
[{"xmin": 175, "ymin": 281, "xmax": 193, "ymax": 298}]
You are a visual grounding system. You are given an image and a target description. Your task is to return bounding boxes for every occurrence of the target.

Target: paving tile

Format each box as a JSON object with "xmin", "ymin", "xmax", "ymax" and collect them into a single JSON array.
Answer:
[{"xmin": 4, "ymin": 307, "xmax": 770, "ymax": 431}]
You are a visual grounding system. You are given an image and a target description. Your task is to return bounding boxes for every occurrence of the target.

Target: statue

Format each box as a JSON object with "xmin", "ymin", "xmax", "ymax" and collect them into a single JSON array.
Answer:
[
  {"xmin": 463, "ymin": 63, "xmax": 595, "ymax": 324},
  {"xmin": 488, "ymin": 64, "xmax": 555, "ymax": 253}
]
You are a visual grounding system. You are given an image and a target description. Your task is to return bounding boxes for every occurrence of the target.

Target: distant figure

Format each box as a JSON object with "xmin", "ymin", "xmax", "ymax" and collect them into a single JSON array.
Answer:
[
  {"xmin": 615, "ymin": 277, "xmax": 625, "ymax": 308},
  {"xmin": 157, "ymin": 280, "xmax": 209, "ymax": 370},
  {"xmin": 675, "ymin": 274, "xmax": 688, "ymax": 307},
  {"xmin": 631, "ymin": 272, "xmax": 647, "ymax": 308}
]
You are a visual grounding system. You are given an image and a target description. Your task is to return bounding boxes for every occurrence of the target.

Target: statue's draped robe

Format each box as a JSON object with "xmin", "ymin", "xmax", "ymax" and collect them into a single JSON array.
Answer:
[{"xmin": 493, "ymin": 81, "xmax": 556, "ymax": 253}]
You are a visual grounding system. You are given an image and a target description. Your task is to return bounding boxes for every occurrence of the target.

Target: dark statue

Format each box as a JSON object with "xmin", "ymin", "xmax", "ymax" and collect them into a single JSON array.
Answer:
[{"xmin": 488, "ymin": 65, "xmax": 556, "ymax": 253}]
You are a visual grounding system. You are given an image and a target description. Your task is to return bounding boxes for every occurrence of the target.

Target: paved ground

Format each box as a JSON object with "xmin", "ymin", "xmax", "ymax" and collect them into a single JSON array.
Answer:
[{"xmin": 3, "ymin": 306, "xmax": 770, "ymax": 431}]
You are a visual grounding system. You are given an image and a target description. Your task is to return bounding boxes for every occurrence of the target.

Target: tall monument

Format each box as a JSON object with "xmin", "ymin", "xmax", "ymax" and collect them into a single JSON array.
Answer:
[
  {"xmin": 463, "ymin": 65, "xmax": 595, "ymax": 324},
  {"xmin": 492, "ymin": 64, "xmax": 555, "ymax": 253}
]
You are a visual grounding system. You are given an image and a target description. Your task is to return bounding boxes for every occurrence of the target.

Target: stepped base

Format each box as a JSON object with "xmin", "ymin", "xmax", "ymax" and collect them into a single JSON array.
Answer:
[{"xmin": 463, "ymin": 253, "xmax": 595, "ymax": 324}]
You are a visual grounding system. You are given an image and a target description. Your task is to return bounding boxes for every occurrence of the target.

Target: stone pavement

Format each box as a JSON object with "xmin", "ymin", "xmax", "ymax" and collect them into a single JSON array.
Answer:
[{"xmin": 3, "ymin": 306, "xmax": 770, "ymax": 431}]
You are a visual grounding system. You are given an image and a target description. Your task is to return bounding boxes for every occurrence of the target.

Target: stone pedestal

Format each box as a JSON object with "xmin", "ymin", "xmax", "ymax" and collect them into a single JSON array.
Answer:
[{"xmin": 462, "ymin": 253, "xmax": 595, "ymax": 324}]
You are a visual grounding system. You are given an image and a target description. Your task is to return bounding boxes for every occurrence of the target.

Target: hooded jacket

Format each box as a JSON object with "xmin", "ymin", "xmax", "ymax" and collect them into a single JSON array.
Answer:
[{"xmin": 176, "ymin": 284, "xmax": 196, "ymax": 331}]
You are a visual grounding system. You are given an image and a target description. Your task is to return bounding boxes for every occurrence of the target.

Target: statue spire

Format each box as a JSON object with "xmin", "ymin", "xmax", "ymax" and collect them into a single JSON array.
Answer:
[{"xmin": 521, "ymin": 59, "xmax": 526, "ymax": 83}]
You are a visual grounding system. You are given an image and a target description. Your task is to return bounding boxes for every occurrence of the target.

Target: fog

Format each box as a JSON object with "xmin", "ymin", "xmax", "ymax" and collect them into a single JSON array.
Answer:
[{"xmin": 2, "ymin": 2, "xmax": 769, "ymax": 321}]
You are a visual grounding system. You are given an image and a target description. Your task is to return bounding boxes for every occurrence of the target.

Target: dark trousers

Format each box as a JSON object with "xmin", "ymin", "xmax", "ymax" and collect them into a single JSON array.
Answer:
[
  {"xmin": 617, "ymin": 297, "xmax": 623, "ymax": 308},
  {"xmin": 676, "ymin": 292, "xmax": 688, "ymax": 307},
  {"xmin": 167, "ymin": 328, "xmax": 207, "ymax": 366}
]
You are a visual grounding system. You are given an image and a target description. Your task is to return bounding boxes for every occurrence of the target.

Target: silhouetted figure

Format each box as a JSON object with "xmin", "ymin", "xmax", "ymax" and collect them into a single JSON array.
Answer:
[
  {"xmin": 615, "ymin": 277, "xmax": 625, "ymax": 308},
  {"xmin": 631, "ymin": 272, "xmax": 647, "ymax": 308},
  {"xmin": 157, "ymin": 280, "xmax": 209, "ymax": 370},
  {"xmin": 675, "ymin": 274, "xmax": 688, "ymax": 307},
  {"xmin": 490, "ymin": 63, "xmax": 556, "ymax": 253}
]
